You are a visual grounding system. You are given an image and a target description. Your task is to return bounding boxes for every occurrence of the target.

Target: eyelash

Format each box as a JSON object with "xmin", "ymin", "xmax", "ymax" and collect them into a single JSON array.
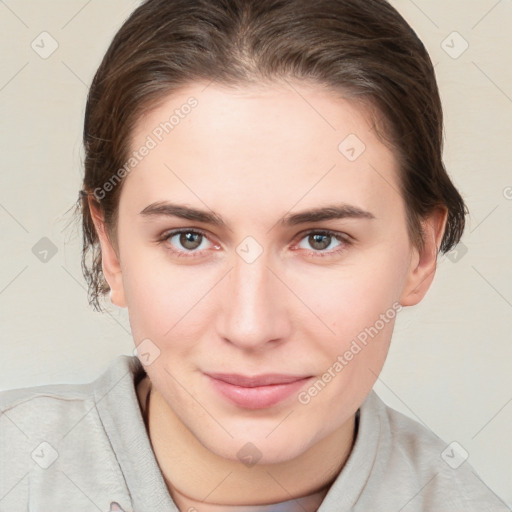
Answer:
[{"xmin": 157, "ymin": 228, "xmax": 352, "ymax": 259}]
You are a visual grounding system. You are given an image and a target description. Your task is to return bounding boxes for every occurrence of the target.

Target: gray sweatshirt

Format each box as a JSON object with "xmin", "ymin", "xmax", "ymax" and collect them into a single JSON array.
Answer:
[{"xmin": 0, "ymin": 355, "xmax": 509, "ymax": 511}]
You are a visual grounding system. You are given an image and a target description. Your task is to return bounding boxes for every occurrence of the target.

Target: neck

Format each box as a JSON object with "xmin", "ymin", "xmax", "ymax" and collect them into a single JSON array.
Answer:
[
  {"xmin": 138, "ymin": 377, "xmax": 356, "ymax": 511},
  {"xmin": 170, "ymin": 481, "xmax": 330, "ymax": 512}
]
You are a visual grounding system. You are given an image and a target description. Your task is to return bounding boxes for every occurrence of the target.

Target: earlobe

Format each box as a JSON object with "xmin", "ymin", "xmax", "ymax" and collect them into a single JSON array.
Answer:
[
  {"xmin": 400, "ymin": 207, "xmax": 448, "ymax": 307},
  {"xmin": 88, "ymin": 197, "xmax": 127, "ymax": 308}
]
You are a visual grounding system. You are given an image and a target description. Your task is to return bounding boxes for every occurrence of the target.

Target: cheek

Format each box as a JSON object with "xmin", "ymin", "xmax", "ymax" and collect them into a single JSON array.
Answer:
[
  {"xmin": 302, "ymin": 256, "xmax": 406, "ymax": 332},
  {"xmin": 121, "ymin": 249, "xmax": 187, "ymax": 342},
  {"xmin": 291, "ymin": 254, "xmax": 406, "ymax": 426},
  {"xmin": 121, "ymin": 248, "xmax": 220, "ymax": 358},
  {"xmin": 291, "ymin": 245, "xmax": 409, "ymax": 370},
  {"xmin": 122, "ymin": 230, "xmax": 410, "ymax": 355}
]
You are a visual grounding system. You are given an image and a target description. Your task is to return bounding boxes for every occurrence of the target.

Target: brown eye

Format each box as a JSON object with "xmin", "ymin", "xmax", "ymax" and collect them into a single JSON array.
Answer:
[
  {"xmin": 177, "ymin": 231, "xmax": 203, "ymax": 250},
  {"xmin": 163, "ymin": 229, "xmax": 213, "ymax": 255},
  {"xmin": 308, "ymin": 233, "xmax": 332, "ymax": 251},
  {"xmin": 294, "ymin": 230, "xmax": 351, "ymax": 257}
]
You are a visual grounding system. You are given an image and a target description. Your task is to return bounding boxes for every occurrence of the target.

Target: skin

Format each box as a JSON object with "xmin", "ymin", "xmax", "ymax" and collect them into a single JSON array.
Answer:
[{"xmin": 89, "ymin": 81, "xmax": 447, "ymax": 511}]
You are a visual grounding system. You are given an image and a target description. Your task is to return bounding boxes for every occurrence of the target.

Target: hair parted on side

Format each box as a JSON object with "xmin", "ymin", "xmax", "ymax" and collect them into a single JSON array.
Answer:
[{"xmin": 73, "ymin": 0, "xmax": 467, "ymax": 312}]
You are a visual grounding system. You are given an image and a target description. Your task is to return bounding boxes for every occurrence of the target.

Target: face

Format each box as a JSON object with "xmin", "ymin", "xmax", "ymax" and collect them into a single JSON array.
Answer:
[{"xmin": 95, "ymin": 81, "xmax": 442, "ymax": 464}]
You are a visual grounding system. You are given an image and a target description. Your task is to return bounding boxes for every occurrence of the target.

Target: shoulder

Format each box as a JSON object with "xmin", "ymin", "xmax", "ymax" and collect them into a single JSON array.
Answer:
[
  {"xmin": 0, "ymin": 355, "xmax": 132, "ymax": 419},
  {"xmin": 359, "ymin": 391, "xmax": 509, "ymax": 510},
  {"xmin": 0, "ymin": 355, "xmax": 142, "ymax": 511},
  {"xmin": 1, "ymin": 377, "xmax": 94, "ymax": 415},
  {"xmin": 0, "ymin": 354, "xmax": 139, "ymax": 413},
  {"xmin": 0, "ymin": 354, "xmax": 143, "ymax": 443}
]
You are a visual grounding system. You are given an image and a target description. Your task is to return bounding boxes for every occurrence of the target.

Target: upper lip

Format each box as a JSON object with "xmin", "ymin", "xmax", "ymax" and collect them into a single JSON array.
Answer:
[{"xmin": 206, "ymin": 373, "xmax": 311, "ymax": 387}]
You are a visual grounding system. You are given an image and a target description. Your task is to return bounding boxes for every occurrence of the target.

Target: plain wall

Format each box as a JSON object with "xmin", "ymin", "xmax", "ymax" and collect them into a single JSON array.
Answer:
[{"xmin": 0, "ymin": 0, "xmax": 511, "ymax": 505}]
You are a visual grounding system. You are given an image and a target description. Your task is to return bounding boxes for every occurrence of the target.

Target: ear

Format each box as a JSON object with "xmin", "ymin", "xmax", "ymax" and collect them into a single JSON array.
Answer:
[
  {"xmin": 88, "ymin": 197, "xmax": 127, "ymax": 308},
  {"xmin": 400, "ymin": 207, "xmax": 448, "ymax": 307}
]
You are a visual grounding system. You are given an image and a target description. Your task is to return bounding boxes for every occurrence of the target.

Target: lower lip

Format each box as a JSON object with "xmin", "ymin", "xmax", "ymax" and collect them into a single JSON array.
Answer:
[{"xmin": 206, "ymin": 375, "xmax": 312, "ymax": 409}]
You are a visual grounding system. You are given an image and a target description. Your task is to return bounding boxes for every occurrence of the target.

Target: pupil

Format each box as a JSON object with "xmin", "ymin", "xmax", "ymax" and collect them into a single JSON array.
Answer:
[
  {"xmin": 181, "ymin": 232, "xmax": 201, "ymax": 250},
  {"xmin": 311, "ymin": 234, "xmax": 330, "ymax": 250}
]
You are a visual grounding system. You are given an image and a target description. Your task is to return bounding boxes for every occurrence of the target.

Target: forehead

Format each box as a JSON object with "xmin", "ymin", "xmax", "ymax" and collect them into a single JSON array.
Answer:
[{"xmin": 123, "ymin": 81, "xmax": 402, "ymax": 219}]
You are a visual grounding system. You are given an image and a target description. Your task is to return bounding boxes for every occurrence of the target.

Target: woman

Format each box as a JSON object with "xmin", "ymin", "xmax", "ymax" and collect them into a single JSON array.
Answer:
[{"xmin": 0, "ymin": 0, "xmax": 508, "ymax": 510}]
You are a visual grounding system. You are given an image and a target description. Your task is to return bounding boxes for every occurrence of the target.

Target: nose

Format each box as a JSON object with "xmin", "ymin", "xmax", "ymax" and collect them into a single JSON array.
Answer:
[{"xmin": 216, "ymin": 251, "xmax": 292, "ymax": 351}]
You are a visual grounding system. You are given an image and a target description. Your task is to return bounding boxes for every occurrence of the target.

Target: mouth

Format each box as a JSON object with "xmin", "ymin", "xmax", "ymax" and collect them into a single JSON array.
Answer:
[{"xmin": 205, "ymin": 372, "xmax": 313, "ymax": 409}]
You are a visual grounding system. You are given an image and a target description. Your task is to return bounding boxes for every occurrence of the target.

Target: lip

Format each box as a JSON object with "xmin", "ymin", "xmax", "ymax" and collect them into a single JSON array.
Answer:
[{"xmin": 205, "ymin": 372, "xmax": 313, "ymax": 409}]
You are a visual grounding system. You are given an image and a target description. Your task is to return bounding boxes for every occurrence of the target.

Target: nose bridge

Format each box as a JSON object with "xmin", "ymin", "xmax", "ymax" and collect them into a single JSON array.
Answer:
[{"xmin": 219, "ymin": 249, "xmax": 289, "ymax": 349}]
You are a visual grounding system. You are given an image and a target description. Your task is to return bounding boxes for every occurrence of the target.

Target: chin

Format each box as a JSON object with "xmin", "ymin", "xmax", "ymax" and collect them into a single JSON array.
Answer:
[{"xmin": 199, "ymin": 427, "xmax": 316, "ymax": 466}]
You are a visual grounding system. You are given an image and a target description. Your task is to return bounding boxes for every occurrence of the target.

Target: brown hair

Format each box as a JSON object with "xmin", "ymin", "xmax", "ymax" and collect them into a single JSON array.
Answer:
[{"xmin": 76, "ymin": 0, "xmax": 466, "ymax": 312}]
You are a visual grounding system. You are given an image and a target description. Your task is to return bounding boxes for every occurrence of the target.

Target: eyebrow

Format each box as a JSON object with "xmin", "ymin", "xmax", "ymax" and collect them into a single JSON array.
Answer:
[{"xmin": 139, "ymin": 201, "xmax": 375, "ymax": 227}]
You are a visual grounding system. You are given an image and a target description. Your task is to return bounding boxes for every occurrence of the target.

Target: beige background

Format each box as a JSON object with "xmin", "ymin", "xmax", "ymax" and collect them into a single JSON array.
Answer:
[{"xmin": 0, "ymin": 0, "xmax": 511, "ymax": 505}]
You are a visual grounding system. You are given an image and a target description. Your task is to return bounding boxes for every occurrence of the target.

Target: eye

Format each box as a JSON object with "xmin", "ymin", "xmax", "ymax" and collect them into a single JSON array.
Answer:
[
  {"xmin": 160, "ymin": 229, "xmax": 217, "ymax": 257},
  {"xmin": 158, "ymin": 228, "xmax": 352, "ymax": 259},
  {"xmin": 294, "ymin": 230, "xmax": 351, "ymax": 257}
]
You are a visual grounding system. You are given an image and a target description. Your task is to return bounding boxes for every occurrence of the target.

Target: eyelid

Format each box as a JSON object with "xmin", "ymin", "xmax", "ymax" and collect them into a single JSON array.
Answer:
[
  {"xmin": 290, "ymin": 228, "xmax": 352, "ymax": 256},
  {"xmin": 293, "ymin": 228, "xmax": 353, "ymax": 243},
  {"xmin": 158, "ymin": 227, "xmax": 352, "ymax": 258},
  {"xmin": 159, "ymin": 227, "xmax": 219, "ymax": 254}
]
